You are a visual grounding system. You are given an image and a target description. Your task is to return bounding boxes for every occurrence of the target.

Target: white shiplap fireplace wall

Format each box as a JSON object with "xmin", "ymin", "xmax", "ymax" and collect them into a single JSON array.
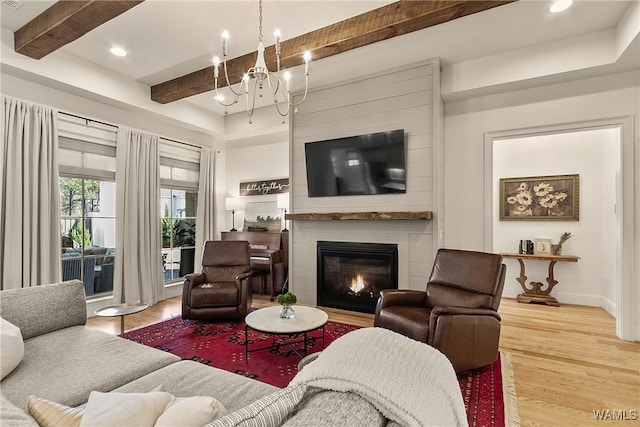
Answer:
[{"xmin": 288, "ymin": 59, "xmax": 444, "ymax": 306}]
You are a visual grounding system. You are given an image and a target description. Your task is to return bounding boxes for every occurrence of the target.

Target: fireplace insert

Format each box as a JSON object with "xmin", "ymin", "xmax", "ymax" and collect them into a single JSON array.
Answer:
[{"xmin": 317, "ymin": 241, "xmax": 398, "ymax": 314}]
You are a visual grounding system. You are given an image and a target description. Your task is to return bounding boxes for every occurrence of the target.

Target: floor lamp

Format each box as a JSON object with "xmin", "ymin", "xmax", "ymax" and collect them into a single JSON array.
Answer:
[
  {"xmin": 277, "ymin": 193, "xmax": 290, "ymax": 232},
  {"xmin": 225, "ymin": 197, "xmax": 241, "ymax": 232}
]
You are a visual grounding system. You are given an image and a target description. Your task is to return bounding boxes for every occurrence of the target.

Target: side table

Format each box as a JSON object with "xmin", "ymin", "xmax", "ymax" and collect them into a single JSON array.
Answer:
[
  {"xmin": 94, "ymin": 303, "xmax": 148, "ymax": 336},
  {"xmin": 500, "ymin": 252, "xmax": 580, "ymax": 306}
]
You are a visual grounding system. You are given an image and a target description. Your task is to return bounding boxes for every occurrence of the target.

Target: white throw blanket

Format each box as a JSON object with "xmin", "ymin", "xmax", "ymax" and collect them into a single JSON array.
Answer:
[{"xmin": 289, "ymin": 327, "xmax": 468, "ymax": 427}]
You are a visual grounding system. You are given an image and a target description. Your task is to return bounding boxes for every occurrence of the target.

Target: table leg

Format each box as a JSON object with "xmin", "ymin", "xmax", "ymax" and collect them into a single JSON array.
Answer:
[
  {"xmin": 120, "ymin": 315, "xmax": 125, "ymax": 337},
  {"xmin": 515, "ymin": 259, "xmax": 560, "ymax": 306},
  {"xmin": 245, "ymin": 324, "xmax": 249, "ymax": 363}
]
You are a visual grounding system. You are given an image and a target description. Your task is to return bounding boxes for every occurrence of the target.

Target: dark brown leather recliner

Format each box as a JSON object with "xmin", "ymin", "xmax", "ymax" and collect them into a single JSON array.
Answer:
[
  {"xmin": 374, "ymin": 248, "xmax": 506, "ymax": 374},
  {"xmin": 182, "ymin": 240, "xmax": 254, "ymax": 320}
]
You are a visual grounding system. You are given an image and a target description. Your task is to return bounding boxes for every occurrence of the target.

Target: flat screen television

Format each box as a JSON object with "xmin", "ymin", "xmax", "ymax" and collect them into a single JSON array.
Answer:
[{"xmin": 304, "ymin": 129, "xmax": 406, "ymax": 197}]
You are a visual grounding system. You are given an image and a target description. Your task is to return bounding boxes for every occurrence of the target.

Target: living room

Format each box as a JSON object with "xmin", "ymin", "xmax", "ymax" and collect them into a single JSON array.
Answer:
[{"xmin": 1, "ymin": 1, "xmax": 639, "ymax": 426}]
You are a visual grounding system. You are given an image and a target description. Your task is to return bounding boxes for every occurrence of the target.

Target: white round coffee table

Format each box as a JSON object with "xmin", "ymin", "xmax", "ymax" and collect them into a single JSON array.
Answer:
[
  {"xmin": 95, "ymin": 303, "xmax": 148, "ymax": 337},
  {"xmin": 244, "ymin": 305, "xmax": 328, "ymax": 361}
]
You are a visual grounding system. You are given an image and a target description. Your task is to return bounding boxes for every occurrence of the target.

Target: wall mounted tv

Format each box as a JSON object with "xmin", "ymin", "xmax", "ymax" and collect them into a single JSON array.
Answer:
[{"xmin": 304, "ymin": 129, "xmax": 406, "ymax": 197}]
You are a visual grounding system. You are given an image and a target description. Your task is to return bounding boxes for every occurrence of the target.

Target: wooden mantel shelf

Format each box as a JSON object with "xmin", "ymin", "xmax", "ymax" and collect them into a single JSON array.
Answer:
[{"xmin": 285, "ymin": 211, "xmax": 432, "ymax": 221}]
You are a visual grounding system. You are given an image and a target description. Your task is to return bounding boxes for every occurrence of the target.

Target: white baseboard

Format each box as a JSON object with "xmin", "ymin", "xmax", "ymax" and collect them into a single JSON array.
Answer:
[{"xmin": 600, "ymin": 296, "xmax": 616, "ymax": 318}]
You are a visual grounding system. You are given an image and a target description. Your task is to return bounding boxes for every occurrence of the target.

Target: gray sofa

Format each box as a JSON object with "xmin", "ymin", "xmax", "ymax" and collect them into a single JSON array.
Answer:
[
  {"xmin": 0, "ymin": 280, "xmax": 277, "ymax": 426},
  {"xmin": 0, "ymin": 280, "xmax": 467, "ymax": 427}
]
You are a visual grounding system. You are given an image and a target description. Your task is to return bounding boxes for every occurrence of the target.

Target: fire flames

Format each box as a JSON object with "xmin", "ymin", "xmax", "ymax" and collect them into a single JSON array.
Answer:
[{"xmin": 349, "ymin": 274, "xmax": 366, "ymax": 294}]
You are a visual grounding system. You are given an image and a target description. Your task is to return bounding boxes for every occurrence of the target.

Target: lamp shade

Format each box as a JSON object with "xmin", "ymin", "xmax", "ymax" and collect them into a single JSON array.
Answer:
[
  {"xmin": 225, "ymin": 197, "xmax": 241, "ymax": 211},
  {"xmin": 277, "ymin": 193, "xmax": 290, "ymax": 209}
]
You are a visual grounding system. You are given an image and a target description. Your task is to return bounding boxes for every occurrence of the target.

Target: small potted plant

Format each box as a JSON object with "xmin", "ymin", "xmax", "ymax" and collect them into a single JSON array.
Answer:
[{"xmin": 276, "ymin": 291, "xmax": 297, "ymax": 319}]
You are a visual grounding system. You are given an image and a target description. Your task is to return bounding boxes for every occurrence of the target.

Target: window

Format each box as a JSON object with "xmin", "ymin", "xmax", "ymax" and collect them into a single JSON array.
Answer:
[
  {"xmin": 161, "ymin": 189, "xmax": 197, "ymax": 283},
  {"xmin": 57, "ymin": 114, "xmax": 202, "ymax": 290},
  {"xmin": 60, "ymin": 177, "xmax": 116, "ymax": 297},
  {"xmin": 159, "ymin": 140, "xmax": 200, "ymax": 284}
]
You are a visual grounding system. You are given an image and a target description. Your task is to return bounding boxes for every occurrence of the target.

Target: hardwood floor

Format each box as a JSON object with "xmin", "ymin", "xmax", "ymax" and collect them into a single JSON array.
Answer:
[{"xmin": 86, "ymin": 296, "xmax": 640, "ymax": 426}]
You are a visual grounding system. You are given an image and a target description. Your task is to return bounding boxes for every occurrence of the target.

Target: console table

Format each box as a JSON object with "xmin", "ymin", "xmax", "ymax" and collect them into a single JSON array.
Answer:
[{"xmin": 500, "ymin": 252, "xmax": 580, "ymax": 306}]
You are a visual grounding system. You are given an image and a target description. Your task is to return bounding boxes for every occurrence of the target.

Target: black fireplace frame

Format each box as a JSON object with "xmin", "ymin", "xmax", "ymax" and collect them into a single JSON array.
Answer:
[{"xmin": 316, "ymin": 241, "xmax": 398, "ymax": 314}]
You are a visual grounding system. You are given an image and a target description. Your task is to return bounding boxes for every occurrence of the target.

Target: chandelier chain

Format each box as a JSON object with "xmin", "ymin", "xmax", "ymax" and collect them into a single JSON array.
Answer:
[{"xmin": 258, "ymin": 0, "xmax": 263, "ymax": 42}]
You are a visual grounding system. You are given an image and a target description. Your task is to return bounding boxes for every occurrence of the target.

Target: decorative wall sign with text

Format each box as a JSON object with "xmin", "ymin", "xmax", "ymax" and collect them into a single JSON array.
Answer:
[{"xmin": 240, "ymin": 178, "xmax": 289, "ymax": 196}]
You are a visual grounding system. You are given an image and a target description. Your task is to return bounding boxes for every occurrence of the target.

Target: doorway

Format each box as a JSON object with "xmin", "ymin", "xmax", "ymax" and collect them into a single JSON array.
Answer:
[{"xmin": 484, "ymin": 117, "xmax": 635, "ymax": 341}]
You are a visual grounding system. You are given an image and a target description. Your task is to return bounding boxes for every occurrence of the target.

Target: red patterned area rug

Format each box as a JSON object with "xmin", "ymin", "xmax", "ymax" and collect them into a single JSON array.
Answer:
[{"xmin": 125, "ymin": 317, "xmax": 518, "ymax": 426}]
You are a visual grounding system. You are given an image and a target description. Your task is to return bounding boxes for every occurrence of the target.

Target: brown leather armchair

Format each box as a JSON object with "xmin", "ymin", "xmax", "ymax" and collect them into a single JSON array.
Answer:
[
  {"xmin": 374, "ymin": 248, "xmax": 506, "ymax": 373},
  {"xmin": 182, "ymin": 240, "xmax": 254, "ymax": 320}
]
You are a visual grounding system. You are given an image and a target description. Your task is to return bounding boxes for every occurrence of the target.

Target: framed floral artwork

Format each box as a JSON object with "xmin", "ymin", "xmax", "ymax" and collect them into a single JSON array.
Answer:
[{"xmin": 499, "ymin": 174, "xmax": 579, "ymax": 221}]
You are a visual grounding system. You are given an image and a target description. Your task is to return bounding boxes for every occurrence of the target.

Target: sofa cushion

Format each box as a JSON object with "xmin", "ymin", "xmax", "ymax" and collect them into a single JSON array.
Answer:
[
  {"xmin": 113, "ymin": 361, "xmax": 278, "ymax": 413},
  {"xmin": 0, "ymin": 317, "xmax": 24, "ymax": 380},
  {"xmin": 0, "ymin": 281, "xmax": 86, "ymax": 340},
  {"xmin": 84, "ymin": 247, "xmax": 107, "ymax": 265},
  {"xmin": 1, "ymin": 392, "xmax": 39, "ymax": 427},
  {"xmin": 191, "ymin": 283, "xmax": 238, "ymax": 307},
  {"xmin": 1, "ymin": 326, "xmax": 179, "ymax": 410}
]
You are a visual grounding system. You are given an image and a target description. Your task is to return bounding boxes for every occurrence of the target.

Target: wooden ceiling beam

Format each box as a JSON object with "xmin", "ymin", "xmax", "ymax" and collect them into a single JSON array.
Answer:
[
  {"xmin": 151, "ymin": 0, "xmax": 514, "ymax": 104},
  {"xmin": 14, "ymin": 0, "xmax": 144, "ymax": 60}
]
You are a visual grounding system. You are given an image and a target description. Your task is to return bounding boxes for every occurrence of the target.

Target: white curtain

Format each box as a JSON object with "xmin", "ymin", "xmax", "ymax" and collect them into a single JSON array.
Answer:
[
  {"xmin": 113, "ymin": 128, "xmax": 164, "ymax": 304},
  {"xmin": 195, "ymin": 147, "xmax": 216, "ymax": 267},
  {"xmin": 0, "ymin": 97, "xmax": 61, "ymax": 290}
]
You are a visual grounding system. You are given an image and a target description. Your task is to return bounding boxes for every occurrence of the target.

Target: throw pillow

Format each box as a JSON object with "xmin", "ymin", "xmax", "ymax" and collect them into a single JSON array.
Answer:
[
  {"xmin": 27, "ymin": 385, "xmax": 167, "ymax": 427},
  {"xmin": 0, "ymin": 316, "xmax": 25, "ymax": 380},
  {"xmin": 79, "ymin": 391, "xmax": 174, "ymax": 427},
  {"xmin": 28, "ymin": 397, "xmax": 83, "ymax": 427},
  {"xmin": 155, "ymin": 396, "xmax": 227, "ymax": 427},
  {"xmin": 204, "ymin": 384, "xmax": 306, "ymax": 427}
]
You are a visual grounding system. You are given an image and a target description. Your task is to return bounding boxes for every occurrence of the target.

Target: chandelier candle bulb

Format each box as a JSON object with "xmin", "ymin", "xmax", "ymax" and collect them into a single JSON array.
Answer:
[
  {"xmin": 221, "ymin": 31, "xmax": 229, "ymax": 56},
  {"xmin": 284, "ymin": 71, "xmax": 291, "ymax": 92},
  {"xmin": 274, "ymin": 29, "xmax": 281, "ymax": 54},
  {"xmin": 213, "ymin": 57, "xmax": 220, "ymax": 78},
  {"xmin": 304, "ymin": 51, "xmax": 311, "ymax": 73}
]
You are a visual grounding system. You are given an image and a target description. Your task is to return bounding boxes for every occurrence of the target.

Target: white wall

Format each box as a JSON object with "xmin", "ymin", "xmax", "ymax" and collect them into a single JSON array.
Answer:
[
  {"xmin": 224, "ymin": 140, "xmax": 289, "ymax": 231},
  {"xmin": 492, "ymin": 129, "xmax": 619, "ymax": 309},
  {"xmin": 289, "ymin": 60, "xmax": 440, "ymax": 306},
  {"xmin": 445, "ymin": 70, "xmax": 639, "ymax": 339}
]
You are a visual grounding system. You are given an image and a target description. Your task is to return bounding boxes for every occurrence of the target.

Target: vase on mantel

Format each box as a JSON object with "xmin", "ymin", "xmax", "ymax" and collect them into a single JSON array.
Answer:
[
  {"xmin": 279, "ymin": 304, "xmax": 295, "ymax": 319},
  {"xmin": 551, "ymin": 244, "xmax": 562, "ymax": 256}
]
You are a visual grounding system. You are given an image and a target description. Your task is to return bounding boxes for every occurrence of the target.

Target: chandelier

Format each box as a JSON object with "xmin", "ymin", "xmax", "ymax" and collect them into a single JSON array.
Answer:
[{"xmin": 212, "ymin": 0, "xmax": 311, "ymax": 124}]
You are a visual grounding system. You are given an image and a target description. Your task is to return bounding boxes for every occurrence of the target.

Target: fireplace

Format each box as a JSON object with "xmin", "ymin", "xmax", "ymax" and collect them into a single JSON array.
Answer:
[{"xmin": 317, "ymin": 241, "xmax": 398, "ymax": 314}]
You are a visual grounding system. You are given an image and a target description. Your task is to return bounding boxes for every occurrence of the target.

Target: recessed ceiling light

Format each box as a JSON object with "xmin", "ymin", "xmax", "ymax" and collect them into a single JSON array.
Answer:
[
  {"xmin": 110, "ymin": 47, "xmax": 127, "ymax": 57},
  {"xmin": 549, "ymin": 0, "xmax": 572, "ymax": 13}
]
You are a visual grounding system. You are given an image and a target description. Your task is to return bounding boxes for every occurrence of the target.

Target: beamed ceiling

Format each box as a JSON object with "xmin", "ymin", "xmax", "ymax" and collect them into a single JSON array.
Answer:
[{"xmin": 12, "ymin": 0, "xmax": 514, "ymax": 105}]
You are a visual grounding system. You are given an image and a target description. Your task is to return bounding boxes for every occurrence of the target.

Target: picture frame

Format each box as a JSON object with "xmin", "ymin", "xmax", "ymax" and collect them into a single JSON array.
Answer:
[
  {"xmin": 534, "ymin": 238, "xmax": 552, "ymax": 255},
  {"xmin": 499, "ymin": 174, "xmax": 579, "ymax": 221},
  {"xmin": 243, "ymin": 201, "xmax": 281, "ymax": 232}
]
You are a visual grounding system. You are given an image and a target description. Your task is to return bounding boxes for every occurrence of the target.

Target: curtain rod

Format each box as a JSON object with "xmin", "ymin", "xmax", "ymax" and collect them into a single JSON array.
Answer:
[
  {"xmin": 59, "ymin": 111, "xmax": 203, "ymax": 150},
  {"xmin": 60, "ymin": 111, "xmax": 117, "ymax": 128}
]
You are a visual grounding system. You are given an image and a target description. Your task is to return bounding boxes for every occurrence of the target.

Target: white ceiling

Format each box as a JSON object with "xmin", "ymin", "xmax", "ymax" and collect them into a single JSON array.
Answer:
[{"xmin": 1, "ymin": 0, "xmax": 638, "ymax": 122}]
